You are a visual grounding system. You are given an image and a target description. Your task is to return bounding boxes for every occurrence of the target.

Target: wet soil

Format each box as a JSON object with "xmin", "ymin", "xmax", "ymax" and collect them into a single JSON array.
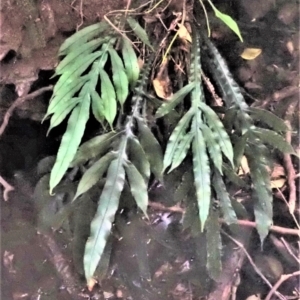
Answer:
[{"xmin": 0, "ymin": 0, "xmax": 299, "ymax": 299}]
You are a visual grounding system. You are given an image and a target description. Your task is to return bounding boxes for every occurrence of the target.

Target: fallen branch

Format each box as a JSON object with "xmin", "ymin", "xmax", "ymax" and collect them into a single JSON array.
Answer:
[
  {"xmin": 0, "ymin": 85, "xmax": 53, "ymax": 137},
  {"xmin": 148, "ymin": 202, "xmax": 300, "ymax": 236},
  {"xmin": 221, "ymin": 219, "xmax": 300, "ymax": 237},
  {"xmin": 221, "ymin": 230, "xmax": 286, "ymax": 300},
  {"xmin": 265, "ymin": 270, "xmax": 300, "ymax": 300}
]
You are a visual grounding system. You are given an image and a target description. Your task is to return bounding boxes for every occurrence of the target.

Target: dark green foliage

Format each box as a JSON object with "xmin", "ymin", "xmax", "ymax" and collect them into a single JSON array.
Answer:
[{"xmin": 43, "ymin": 13, "xmax": 294, "ymax": 286}]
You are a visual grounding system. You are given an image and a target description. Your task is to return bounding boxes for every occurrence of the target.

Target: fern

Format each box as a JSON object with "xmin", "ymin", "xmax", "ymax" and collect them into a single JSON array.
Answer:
[
  {"xmin": 45, "ymin": 21, "xmax": 139, "ymax": 193},
  {"xmin": 201, "ymin": 33, "xmax": 295, "ymax": 243},
  {"xmin": 80, "ymin": 57, "xmax": 162, "ymax": 283},
  {"xmin": 43, "ymin": 7, "xmax": 295, "ymax": 288}
]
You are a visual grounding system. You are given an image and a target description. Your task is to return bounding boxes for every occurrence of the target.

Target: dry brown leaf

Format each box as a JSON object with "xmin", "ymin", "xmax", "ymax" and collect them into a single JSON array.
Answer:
[
  {"xmin": 177, "ymin": 24, "xmax": 192, "ymax": 43},
  {"xmin": 241, "ymin": 48, "xmax": 262, "ymax": 60},
  {"xmin": 238, "ymin": 156, "xmax": 250, "ymax": 175},
  {"xmin": 153, "ymin": 78, "xmax": 173, "ymax": 99},
  {"xmin": 271, "ymin": 178, "xmax": 286, "ymax": 189},
  {"xmin": 271, "ymin": 163, "xmax": 285, "ymax": 178},
  {"xmin": 87, "ymin": 277, "xmax": 98, "ymax": 291},
  {"xmin": 153, "ymin": 60, "xmax": 173, "ymax": 100}
]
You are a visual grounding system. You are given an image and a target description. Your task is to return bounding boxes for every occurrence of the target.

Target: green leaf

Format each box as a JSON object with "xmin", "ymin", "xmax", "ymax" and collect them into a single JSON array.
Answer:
[
  {"xmin": 202, "ymin": 36, "xmax": 249, "ymax": 115},
  {"xmin": 254, "ymin": 128, "xmax": 295, "ymax": 154},
  {"xmin": 128, "ymin": 136, "xmax": 151, "ymax": 181},
  {"xmin": 222, "ymin": 107, "xmax": 237, "ymax": 132},
  {"xmin": 91, "ymin": 90, "xmax": 105, "ymax": 124},
  {"xmin": 199, "ymin": 102, "xmax": 234, "ymax": 165},
  {"xmin": 56, "ymin": 38, "xmax": 105, "ymax": 75},
  {"xmin": 248, "ymin": 107, "xmax": 289, "ymax": 132},
  {"xmin": 163, "ymin": 108, "xmax": 195, "ymax": 171},
  {"xmin": 233, "ymin": 133, "xmax": 248, "ymax": 170},
  {"xmin": 201, "ymin": 123, "xmax": 223, "ymax": 174},
  {"xmin": 84, "ymin": 158, "xmax": 125, "ymax": 282},
  {"xmin": 136, "ymin": 117, "xmax": 164, "ymax": 181},
  {"xmin": 126, "ymin": 17, "xmax": 154, "ymax": 50},
  {"xmin": 155, "ymin": 83, "xmax": 195, "ymax": 118},
  {"xmin": 222, "ymin": 163, "xmax": 246, "ymax": 187},
  {"xmin": 124, "ymin": 161, "xmax": 149, "ymax": 218},
  {"xmin": 109, "ymin": 47, "xmax": 129, "ymax": 107},
  {"xmin": 207, "ymin": 0, "xmax": 243, "ymax": 42},
  {"xmin": 71, "ymin": 131, "xmax": 119, "ymax": 167},
  {"xmin": 54, "ymin": 51, "xmax": 103, "ymax": 94},
  {"xmin": 59, "ymin": 22, "xmax": 109, "ymax": 56},
  {"xmin": 192, "ymin": 116, "xmax": 211, "ymax": 231},
  {"xmin": 169, "ymin": 130, "xmax": 194, "ymax": 173},
  {"xmin": 189, "ymin": 27, "xmax": 205, "ymax": 106},
  {"xmin": 99, "ymin": 69, "xmax": 117, "ymax": 128},
  {"xmin": 121, "ymin": 38, "xmax": 140, "ymax": 87},
  {"xmin": 45, "ymin": 76, "xmax": 89, "ymax": 119},
  {"xmin": 174, "ymin": 170, "xmax": 194, "ymax": 204},
  {"xmin": 247, "ymin": 153, "xmax": 272, "ymax": 244},
  {"xmin": 206, "ymin": 209, "xmax": 222, "ymax": 280},
  {"xmin": 47, "ymin": 98, "xmax": 80, "ymax": 134},
  {"xmin": 212, "ymin": 170, "xmax": 237, "ymax": 224},
  {"xmin": 50, "ymin": 96, "xmax": 91, "ymax": 192},
  {"xmin": 74, "ymin": 152, "xmax": 116, "ymax": 200}
]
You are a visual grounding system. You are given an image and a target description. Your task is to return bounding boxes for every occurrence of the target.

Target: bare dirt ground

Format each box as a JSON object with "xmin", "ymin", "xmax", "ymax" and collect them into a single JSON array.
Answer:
[{"xmin": 0, "ymin": 0, "xmax": 299, "ymax": 300}]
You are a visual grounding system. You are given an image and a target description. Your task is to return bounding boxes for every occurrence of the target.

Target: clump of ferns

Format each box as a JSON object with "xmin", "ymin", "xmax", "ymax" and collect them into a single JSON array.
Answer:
[{"xmin": 43, "ymin": 16, "xmax": 295, "ymax": 286}]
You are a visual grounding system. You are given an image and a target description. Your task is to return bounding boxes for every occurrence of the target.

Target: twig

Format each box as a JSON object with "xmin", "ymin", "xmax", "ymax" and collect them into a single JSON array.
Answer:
[
  {"xmin": 221, "ymin": 230, "xmax": 286, "ymax": 300},
  {"xmin": 283, "ymin": 120, "xmax": 297, "ymax": 214},
  {"xmin": 280, "ymin": 237, "xmax": 300, "ymax": 264},
  {"xmin": 0, "ymin": 85, "xmax": 53, "ymax": 137},
  {"xmin": 148, "ymin": 201, "xmax": 184, "ymax": 213},
  {"xmin": 103, "ymin": 15, "xmax": 140, "ymax": 52},
  {"xmin": 276, "ymin": 188, "xmax": 300, "ymax": 230},
  {"xmin": 0, "ymin": 175, "xmax": 14, "ymax": 201},
  {"xmin": 221, "ymin": 219, "xmax": 300, "ymax": 237},
  {"xmin": 265, "ymin": 270, "xmax": 300, "ymax": 300},
  {"xmin": 71, "ymin": 0, "xmax": 85, "ymax": 31},
  {"xmin": 147, "ymin": 202, "xmax": 300, "ymax": 235}
]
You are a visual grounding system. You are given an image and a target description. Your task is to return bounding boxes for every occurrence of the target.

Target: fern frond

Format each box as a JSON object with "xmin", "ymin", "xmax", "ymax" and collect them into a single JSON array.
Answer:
[
  {"xmin": 84, "ymin": 155, "xmax": 126, "ymax": 283},
  {"xmin": 192, "ymin": 115, "xmax": 211, "ymax": 231},
  {"xmin": 246, "ymin": 143, "xmax": 273, "ymax": 244}
]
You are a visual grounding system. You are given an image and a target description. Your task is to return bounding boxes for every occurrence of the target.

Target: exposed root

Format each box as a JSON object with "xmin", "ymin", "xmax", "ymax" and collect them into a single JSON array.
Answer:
[
  {"xmin": 0, "ymin": 175, "xmax": 14, "ymax": 201},
  {"xmin": 0, "ymin": 85, "xmax": 53, "ymax": 137}
]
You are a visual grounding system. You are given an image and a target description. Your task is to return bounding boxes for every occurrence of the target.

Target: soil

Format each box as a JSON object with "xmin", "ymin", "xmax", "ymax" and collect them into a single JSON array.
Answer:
[{"xmin": 0, "ymin": 0, "xmax": 299, "ymax": 299}]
